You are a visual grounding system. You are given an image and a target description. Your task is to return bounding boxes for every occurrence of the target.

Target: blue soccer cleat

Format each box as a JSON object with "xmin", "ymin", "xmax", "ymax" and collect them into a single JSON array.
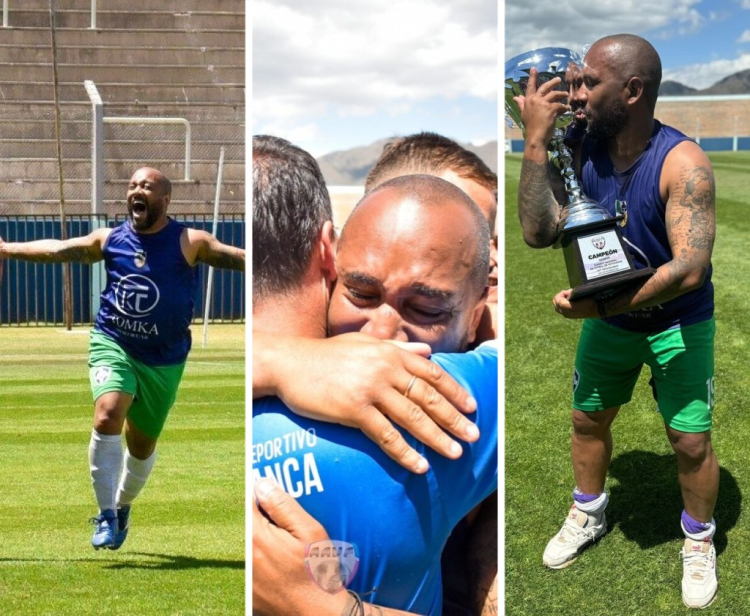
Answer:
[
  {"xmin": 90, "ymin": 509, "xmax": 118, "ymax": 549},
  {"xmin": 109, "ymin": 505, "xmax": 131, "ymax": 550}
]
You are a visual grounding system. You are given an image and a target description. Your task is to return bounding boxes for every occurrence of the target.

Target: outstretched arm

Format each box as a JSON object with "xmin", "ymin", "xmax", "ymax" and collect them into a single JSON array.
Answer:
[
  {"xmin": 183, "ymin": 228, "xmax": 245, "ymax": 271},
  {"xmin": 554, "ymin": 141, "xmax": 716, "ymax": 318},
  {"xmin": 0, "ymin": 228, "xmax": 110, "ymax": 264},
  {"xmin": 253, "ymin": 331, "xmax": 480, "ymax": 474}
]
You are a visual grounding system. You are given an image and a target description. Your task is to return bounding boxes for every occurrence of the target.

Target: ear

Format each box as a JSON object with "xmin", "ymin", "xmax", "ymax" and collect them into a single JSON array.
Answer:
[
  {"xmin": 626, "ymin": 76, "xmax": 644, "ymax": 105},
  {"xmin": 318, "ymin": 220, "xmax": 337, "ymax": 285},
  {"xmin": 162, "ymin": 194, "xmax": 171, "ymax": 209},
  {"xmin": 466, "ymin": 286, "xmax": 490, "ymax": 346}
]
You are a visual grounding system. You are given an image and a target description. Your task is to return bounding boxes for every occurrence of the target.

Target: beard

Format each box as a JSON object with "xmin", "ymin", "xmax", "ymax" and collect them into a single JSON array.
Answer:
[{"xmin": 585, "ymin": 97, "xmax": 628, "ymax": 140}]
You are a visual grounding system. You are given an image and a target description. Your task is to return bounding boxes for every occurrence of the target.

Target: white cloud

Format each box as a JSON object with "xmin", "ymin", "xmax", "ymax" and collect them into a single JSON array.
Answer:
[
  {"xmin": 664, "ymin": 54, "xmax": 750, "ymax": 89},
  {"xmin": 253, "ymin": 0, "xmax": 497, "ymax": 130},
  {"xmin": 738, "ymin": 30, "xmax": 750, "ymax": 43},
  {"xmin": 505, "ymin": 0, "xmax": 703, "ymax": 58}
]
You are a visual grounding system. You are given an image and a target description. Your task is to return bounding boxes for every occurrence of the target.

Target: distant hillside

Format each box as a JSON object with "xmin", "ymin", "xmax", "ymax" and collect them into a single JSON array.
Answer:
[
  {"xmin": 317, "ymin": 138, "xmax": 498, "ymax": 186},
  {"xmin": 660, "ymin": 69, "xmax": 750, "ymax": 96}
]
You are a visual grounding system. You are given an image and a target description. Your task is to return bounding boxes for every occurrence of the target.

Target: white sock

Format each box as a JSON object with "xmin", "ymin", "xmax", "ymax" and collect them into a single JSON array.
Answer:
[
  {"xmin": 573, "ymin": 489, "xmax": 609, "ymax": 516},
  {"xmin": 682, "ymin": 518, "xmax": 716, "ymax": 542},
  {"xmin": 89, "ymin": 430, "xmax": 123, "ymax": 512},
  {"xmin": 116, "ymin": 449, "xmax": 157, "ymax": 507}
]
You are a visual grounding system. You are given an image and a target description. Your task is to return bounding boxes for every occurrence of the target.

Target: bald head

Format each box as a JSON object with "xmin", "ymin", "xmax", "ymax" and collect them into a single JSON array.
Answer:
[
  {"xmin": 330, "ymin": 174, "xmax": 490, "ymax": 352},
  {"xmin": 342, "ymin": 174, "xmax": 490, "ymax": 298},
  {"xmin": 588, "ymin": 34, "xmax": 662, "ymax": 110}
]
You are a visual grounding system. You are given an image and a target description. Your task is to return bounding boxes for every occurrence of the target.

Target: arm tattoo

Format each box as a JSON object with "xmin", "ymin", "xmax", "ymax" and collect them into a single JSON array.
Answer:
[
  {"xmin": 480, "ymin": 576, "xmax": 499, "ymax": 616},
  {"xmin": 518, "ymin": 159, "xmax": 562, "ymax": 247},
  {"xmin": 202, "ymin": 247, "xmax": 245, "ymax": 272},
  {"xmin": 679, "ymin": 166, "xmax": 715, "ymax": 252}
]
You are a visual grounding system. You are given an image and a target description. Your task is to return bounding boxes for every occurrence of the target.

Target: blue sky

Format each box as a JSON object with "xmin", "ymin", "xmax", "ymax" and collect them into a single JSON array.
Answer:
[
  {"xmin": 252, "ymin": 0, "xmax": 498, "ymax": 157},
  {"xmin": 505, "ymin": 0, "xmax": 750, "ymax": 90}
]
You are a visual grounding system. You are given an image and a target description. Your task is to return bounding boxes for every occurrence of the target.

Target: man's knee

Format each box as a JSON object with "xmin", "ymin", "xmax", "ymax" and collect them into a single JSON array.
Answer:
[
  {"xmin": 670, "ymin": 430, "xmax": 713, "ymax": 467},
  {"xmin": 571, "ymin": 407, "xmax": 618, "ymax": 438},
  {"xmin": 94, "ymin": 392, "xmax": 132, "ymax": 433}
]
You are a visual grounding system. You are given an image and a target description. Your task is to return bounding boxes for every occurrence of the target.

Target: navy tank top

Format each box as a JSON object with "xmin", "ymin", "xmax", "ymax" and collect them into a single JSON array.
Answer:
[
  {"xmin": 579, "ymin": 120, "xmax": 714, "ymax": 332},
  {"xmin": 95, "ymin": 219, "xmax": 198, "ymax": 365}
]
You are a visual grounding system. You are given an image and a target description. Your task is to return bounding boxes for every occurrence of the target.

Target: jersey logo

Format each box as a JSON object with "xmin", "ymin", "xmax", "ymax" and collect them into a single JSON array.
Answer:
[
  {"xmin": 114, "ymin": 274, "xmax": 160, "ymax": 318},
  {"xmin": 305, "ymin": 540, "xmax": 360, "ymax": 594},
  {"xmin": 134, "ymin": 250, "xmax": 147, "ymax": 268},
  {"xmin": 93, "ymin": 366, "xmax": 112, "ymax": 385}
]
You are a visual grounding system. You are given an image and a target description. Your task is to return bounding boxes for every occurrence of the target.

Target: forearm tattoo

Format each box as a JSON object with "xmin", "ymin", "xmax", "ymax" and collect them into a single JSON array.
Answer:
[
  {"xmin": 518, "ymin": 159, "xmax": 562, "ymax": 246},
  {"xmin": 204, "ymin": 247, "xmax": 245, "ymax": 272},
  {"xmin": 480, "ymin": 576, "xmax": 499, "ymax": 616}
]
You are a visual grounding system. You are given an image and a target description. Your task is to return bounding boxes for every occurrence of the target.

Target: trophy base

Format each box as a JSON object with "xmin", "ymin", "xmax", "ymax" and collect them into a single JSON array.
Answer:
[{"xmin": 569, "ymin": 267, "xmax": 655, "ymax": 301}]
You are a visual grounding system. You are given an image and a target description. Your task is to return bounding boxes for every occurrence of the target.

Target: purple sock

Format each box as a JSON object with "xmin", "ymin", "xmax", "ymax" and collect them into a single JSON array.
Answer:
[
  {"xmin": 681, "ymin": 510, "xmax": 711, "ymax": 534},
  {"xmin": 573, "ymin": 489, "xmax": 600, "ymax": 504}
]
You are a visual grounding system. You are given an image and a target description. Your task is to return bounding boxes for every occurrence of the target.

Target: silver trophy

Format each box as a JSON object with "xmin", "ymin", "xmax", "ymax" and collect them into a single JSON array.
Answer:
[{"xmin": 505, "ymin": 47, "xmax": 654, "ymax": 299}]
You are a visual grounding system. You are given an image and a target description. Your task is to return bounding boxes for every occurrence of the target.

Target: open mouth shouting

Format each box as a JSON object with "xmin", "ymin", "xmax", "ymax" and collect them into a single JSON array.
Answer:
[{"xmin": 130, "ymin": 195, "xmax": 148, "ymax": 223}]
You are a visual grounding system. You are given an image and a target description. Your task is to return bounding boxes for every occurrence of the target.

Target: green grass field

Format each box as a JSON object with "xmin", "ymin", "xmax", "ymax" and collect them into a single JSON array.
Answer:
[
  {"xmin": 0, "ymin": 324, "xmax": 245, "ymax": 615},
  {"xmin": 505, "ymin": 152, "xmax": 750, "ymax": 615}
]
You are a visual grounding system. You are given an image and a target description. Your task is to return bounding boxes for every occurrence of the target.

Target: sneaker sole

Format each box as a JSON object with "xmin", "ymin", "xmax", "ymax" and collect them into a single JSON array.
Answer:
[
  {"xmin": 543, "ymin": 524, "xmax": 608, "ymax": 570},
  {"xmin": 682, "ymin": 588, "xmax": 718, "ymax": 610}
]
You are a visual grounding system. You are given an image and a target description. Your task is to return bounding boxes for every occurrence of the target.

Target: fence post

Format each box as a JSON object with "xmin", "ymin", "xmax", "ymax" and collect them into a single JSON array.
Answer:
[{"xmin": 85, "ymin": 80, "xmax": 105, "ymax": 316}]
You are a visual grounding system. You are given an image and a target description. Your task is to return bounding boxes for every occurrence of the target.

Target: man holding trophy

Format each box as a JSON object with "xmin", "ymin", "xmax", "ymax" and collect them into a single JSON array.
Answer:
[{"xmin": 508, "ymin": 34, "xmax": 718, "ymax": 608}]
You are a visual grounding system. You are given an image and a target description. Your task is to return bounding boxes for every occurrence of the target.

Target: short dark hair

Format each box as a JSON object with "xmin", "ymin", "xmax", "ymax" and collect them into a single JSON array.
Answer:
[
  {"xmin": 345, "ymin": 174, "xmax": 490, "ymax": 300},
  {"xmin": 252, "ymin": 135, "xmax": 333, "ymax": 300},
  {"xmin": 365, "ymin": 132, "xmax": 497, "ymax": 224}
]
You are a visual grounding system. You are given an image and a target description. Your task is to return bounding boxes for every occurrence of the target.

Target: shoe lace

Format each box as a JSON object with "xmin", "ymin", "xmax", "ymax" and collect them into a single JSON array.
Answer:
[
  {"xmin": 680, "ymin": 546, "xmax": 714, "ymax": 579},
  {"xmin": 560, "ymin": 516, "xmax": 599, "ymax": 542}
]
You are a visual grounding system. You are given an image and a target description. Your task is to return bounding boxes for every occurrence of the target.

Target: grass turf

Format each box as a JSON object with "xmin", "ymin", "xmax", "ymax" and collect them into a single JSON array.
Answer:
[
  {"xmin": 505, "ymin": 152, "xmax": 750, "ymax": 615},
  {"xmin": 0, "ymin": 324, "xmax": 245, "ymax": 615}
]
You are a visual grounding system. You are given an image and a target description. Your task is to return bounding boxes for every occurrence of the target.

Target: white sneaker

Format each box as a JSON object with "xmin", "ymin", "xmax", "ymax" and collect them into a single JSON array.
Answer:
[
  {"xmin": 542, "ymin": 505, "xmax": 607, "ymax": 569},
  {"xmin": 680, "ymin": 538, "xmax": 718, "ymax": 609}
]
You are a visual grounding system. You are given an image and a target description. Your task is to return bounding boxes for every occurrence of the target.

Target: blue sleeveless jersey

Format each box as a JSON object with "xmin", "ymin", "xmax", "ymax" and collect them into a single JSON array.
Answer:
[
  {"xmin": 94, "ymin": 219, "xmax": 198, "ymax": 365},
  {"xmin": 579, "ymin": 120, "xmax": 714, "ymax": 332},
  {"xmin": 251, "ymin": 341, "xmax": 499, "ymax": 615}
]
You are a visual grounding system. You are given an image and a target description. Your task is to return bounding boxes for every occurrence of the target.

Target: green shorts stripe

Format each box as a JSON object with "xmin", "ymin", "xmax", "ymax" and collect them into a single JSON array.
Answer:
[
  {"xmin": 573, "ymin": 318, "xmax": 715, "ymax": 433},
  {"xmin": 88, "ymin": 330, "xmax": 186, "ymax": 439}
]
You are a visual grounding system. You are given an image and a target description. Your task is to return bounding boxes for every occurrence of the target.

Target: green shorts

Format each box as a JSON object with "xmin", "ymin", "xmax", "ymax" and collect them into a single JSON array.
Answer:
[
  {"xmin": 573, "ymin": 318, "xmax": 715, "ymax": 433},
  {"xmin": 88, "ymin": 330, "xmax": 186, "ymax": 439}
]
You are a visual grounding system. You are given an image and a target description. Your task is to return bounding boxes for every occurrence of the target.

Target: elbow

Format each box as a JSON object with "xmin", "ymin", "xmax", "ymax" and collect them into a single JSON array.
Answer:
[
  {"xmin": 522, "ymin": 230, "xmax": 555, "ymax": 249},
  {"xmin": 682, "ymin": 266, "xmax": 708, "ymax": 292}
]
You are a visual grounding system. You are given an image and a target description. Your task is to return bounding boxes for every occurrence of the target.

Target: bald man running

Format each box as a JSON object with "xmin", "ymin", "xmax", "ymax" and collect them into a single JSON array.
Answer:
[{"xmin": 0, "ymin": 167, "xmax": 245, "ymax": 550}]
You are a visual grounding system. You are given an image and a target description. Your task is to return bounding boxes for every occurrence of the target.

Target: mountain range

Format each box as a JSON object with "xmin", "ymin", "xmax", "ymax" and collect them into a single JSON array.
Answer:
[
  {"xmin": 660, "ymin": 69, "xmax": 750, "ymax": 96},
  {"xmin": 317, "ymin": 138, "xmax": 498, "ymax": 186}
]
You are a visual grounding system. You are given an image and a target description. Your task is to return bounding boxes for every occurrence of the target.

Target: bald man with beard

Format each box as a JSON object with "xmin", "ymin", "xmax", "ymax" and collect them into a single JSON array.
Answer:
[
  {"xmin": 516, "ymin": 34, "xmax": 718, "ymax": 608},
  {"xmin": 0, "ymin": 167, "xmax": 245, "ymax": 551}
]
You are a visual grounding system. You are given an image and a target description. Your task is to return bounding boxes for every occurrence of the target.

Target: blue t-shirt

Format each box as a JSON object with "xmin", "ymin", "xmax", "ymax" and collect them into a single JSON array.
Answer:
[
  {"xmin": 579, "ymin": 120, "xmax": 714, "ymax": 332},
  {"xmin": 251, "ymin": 341, "xmax": 498, "ymax": 615},
  {"xmin": 95, "ymin": 219, "xmax": 198, "ymax": 365}
]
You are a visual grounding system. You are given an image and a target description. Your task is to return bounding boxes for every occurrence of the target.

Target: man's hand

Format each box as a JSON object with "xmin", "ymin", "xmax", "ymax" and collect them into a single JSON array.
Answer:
[
  {"xmin": 519, "ymin": 67, "xmax": 570, "ymax": 149},
  {"xmin": 552, "ymin": 289, "xmax": 597, "ymax": 319},
  {"xmin": 252, "ymin": 479, "xmax": 427, "ymax": 616},
  {"xmin": 253, "ymin": 479, "xmax": 350, "ymax": 616},
  {"xmin": 253, "ymin": 332, "xmax": 480, "ymax": 474}
]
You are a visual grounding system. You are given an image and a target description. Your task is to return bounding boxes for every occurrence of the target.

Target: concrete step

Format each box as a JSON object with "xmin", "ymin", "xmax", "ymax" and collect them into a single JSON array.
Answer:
[
  {"xmin": 0, "ymin": 199, "xmax": 245, "ymax": 216},
  {"xmin": 0, "ymin": 178, "xmax": 245, "ymax": 201},
  {"xmin": 5, "ymin": 0, "xmax": 244, "ymax": 11},
  {"xmin": 0, "ymin": 82, "xmax": 244, "ymax": 103},
  {"xmin": 0, "ymin": 118, "xmax": 245, "ymax": 141},
  {"xmin": 0, "ymin": 28, "xmax": 245, "ymax": 47},
  {"xmin": 0, "ymin": 101, "xmax": 244, "ymax": 122},
  {"xmin": 4, "ymin": 10, "xmax": 244, "ymax": 30},
  {"xmin": 0, "ymin": 63, "xmax": 244, "ymax": 85},
  {"xmin": 0, "ymin": 44, "xmax": 243, "ymax": 65},
  {"xmin": 0, "ymin": 159, "xmax": 245, "ymax": 181}
]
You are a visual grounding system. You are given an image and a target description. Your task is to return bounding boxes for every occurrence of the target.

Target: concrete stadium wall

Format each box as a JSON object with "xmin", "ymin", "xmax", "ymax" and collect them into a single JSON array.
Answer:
[{"xmin": 505, "ymin": 96, "xmax": 750, "ymax": 151}]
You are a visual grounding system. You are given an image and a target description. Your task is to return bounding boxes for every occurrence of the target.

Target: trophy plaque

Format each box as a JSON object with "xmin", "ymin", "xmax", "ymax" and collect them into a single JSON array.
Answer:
[{"xmin": 505, "ymin": 47, "xmax": 655, "ymax": 300}]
